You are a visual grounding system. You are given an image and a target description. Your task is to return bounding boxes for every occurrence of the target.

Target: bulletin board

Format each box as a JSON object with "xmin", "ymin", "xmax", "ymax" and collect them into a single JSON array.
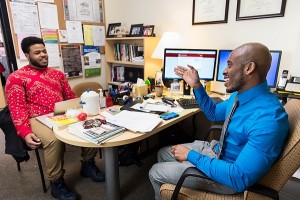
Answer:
[{"xmin": 6, "ymin": 0, "xmax": 106, "ymax": 59}]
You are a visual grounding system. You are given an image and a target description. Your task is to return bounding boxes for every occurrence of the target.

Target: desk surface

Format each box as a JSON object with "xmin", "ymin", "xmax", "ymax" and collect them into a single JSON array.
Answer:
[
  {"xmin": 52, "ymin": 108, "xmax": 199, "ymax": 148},
  {"xmin": 44, "ymin": 92, "xmax": 224, "ymax": 148}
]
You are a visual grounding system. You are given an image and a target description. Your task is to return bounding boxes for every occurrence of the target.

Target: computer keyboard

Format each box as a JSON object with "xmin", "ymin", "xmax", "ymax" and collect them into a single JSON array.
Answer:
[
  {"xmin": 177, "ymin": 97, "xmax": 223, "ymax": 109},
  {"xmin": 177, "ymin": 98, "xmax": 198, "ymax": 109}
]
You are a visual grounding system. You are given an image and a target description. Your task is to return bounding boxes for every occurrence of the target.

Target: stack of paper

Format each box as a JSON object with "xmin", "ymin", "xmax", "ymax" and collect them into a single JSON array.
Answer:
[
  {"xmin": 104, "ymin": 110, "xmax": 162, "ymax": 133},
  {"xmin": 132, "ymin": 101, "xmax": 169, "ymax": 112}
]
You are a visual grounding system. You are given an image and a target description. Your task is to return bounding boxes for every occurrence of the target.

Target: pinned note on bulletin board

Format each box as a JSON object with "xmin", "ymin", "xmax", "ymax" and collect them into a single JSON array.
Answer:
[{"xmin": 6, "ymin": 0, "xmax": 106, "ymax": 58}]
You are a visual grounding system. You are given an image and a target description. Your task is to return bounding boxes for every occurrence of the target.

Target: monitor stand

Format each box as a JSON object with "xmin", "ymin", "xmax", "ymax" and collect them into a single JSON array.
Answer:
[{"xmin": 183, "ymin": 80, "xmax": 191, "ymax": 95}]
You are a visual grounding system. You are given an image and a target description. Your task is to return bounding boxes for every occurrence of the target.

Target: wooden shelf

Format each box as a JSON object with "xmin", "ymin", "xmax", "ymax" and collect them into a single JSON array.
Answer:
[
  {"xmin": 105, "ymin": 37, "xmax": 161, "ymax": 88},
  {"xmin": 106, "ymin": 60, "xmax": 144, "ymax": 67},
  {"xmin": 106, "ymin": 37, "xmax": 150, "ymax": 41}
]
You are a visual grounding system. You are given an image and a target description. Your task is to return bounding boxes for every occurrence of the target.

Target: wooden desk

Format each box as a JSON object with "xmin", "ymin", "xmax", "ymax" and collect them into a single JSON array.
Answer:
[
  {"xmin": 51, "ymin": 107, "xmax": 200, "ymax": 200},
  {"xmin": 32, "ymin": 92, "xmax": 224, "ymax": 200}
]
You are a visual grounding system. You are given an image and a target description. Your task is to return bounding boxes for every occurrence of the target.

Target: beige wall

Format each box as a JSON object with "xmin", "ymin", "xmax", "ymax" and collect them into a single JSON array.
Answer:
[
  {"xmin": 16, "ymin": 57, "xmax": 107, "ymax": 90},
  {"xmin": 105, "ymin": 0, "xmax": 300, "ymax": 93}
]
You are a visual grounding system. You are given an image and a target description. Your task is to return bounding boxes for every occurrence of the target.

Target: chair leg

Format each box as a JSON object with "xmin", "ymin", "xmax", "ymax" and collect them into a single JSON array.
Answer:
[
  {"xmin": 35, "ymin": 149, "xmax": 47, "ymax": 193},
  {"xmin": 17, "ymin": 162, "xmax": 21, "ymax": 171},
  {"xmin": 99, "ymin": 148, "xmax": 102, "ymax": 159}
]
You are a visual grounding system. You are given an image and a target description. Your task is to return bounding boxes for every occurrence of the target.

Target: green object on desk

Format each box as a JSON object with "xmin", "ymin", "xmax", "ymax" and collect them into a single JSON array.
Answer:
[
  {"xmin": 145, "ymin": 79, "xmax": 151, "ymax": 93},
  {"xmin": 145, "ymin": 79, "xmax": 151, "ymax": 86}
]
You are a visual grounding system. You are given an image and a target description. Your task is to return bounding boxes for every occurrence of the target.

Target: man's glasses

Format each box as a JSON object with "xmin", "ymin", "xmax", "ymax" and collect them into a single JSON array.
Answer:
[{"xmin": 83, "ymin": 118, "xmax": 106, "ymax": 129}]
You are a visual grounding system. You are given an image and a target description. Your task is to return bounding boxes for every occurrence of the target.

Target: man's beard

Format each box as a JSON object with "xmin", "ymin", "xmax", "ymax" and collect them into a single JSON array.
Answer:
[
  {"xmin": 30, "ymin": 58, "xmax": 48, "ymax": 69},
  {"xmin": 226, "ymin": 73, "xmax": 244, "ymax": 93}
]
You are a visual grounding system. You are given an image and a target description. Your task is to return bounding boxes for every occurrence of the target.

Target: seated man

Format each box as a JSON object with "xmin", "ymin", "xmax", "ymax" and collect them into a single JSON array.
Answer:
[
  {"xmin": 149, "ymin": 43, "xmax": 289, "ymax": 200},
  {"xmin": 5, "ymin": 36, "xmax": 104, "ymax": 200}
]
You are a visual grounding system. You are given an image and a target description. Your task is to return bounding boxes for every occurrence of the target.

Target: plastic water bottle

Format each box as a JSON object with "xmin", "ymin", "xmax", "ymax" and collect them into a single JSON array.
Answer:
[
  {"xmin": 99, "ymin": 89, "xmax": 106, "ymax": 108},
  {"xmin": 170, "ymin": 79, "xmax": 180, "ymax": 98}
]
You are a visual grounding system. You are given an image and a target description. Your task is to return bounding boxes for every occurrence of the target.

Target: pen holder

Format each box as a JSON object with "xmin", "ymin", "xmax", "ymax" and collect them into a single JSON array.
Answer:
[{"xmin": 155, "ymin": 86, "xmax": 163, "ymax": 97}]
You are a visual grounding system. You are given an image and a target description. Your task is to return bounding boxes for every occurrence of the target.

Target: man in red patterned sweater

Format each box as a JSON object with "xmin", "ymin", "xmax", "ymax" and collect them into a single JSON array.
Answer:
[{"xmin": 5, "ymin": 36, "xmax": 104, "ymax": 200}]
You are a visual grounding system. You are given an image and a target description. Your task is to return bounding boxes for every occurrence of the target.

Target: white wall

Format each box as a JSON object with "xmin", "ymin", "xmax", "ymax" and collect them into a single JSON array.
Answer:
[{"xmin": 105, "ymin": 0, "xmax": 300, "ymax": 93}]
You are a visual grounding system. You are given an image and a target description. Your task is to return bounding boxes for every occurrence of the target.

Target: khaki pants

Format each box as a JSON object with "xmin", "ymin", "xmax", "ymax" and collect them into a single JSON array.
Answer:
[{"xmin": 30, "ymin": 118, "xmax": 97, "ymax": 181}]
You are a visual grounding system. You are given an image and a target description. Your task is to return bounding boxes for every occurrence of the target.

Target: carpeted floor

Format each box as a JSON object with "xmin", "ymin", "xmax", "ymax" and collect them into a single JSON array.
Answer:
[
  {"xmin": 1, "ymin": 127, "xmax": 300, "ymax": 200},
  {"xmin": 0, "ymin": 128, "xmax": 156, "ymax": 200}
]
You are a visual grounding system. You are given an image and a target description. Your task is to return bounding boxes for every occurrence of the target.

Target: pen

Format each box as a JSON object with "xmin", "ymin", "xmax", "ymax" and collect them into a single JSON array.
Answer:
[{"xmin": 140, "ymin": 102, "xmax": 148, "ymax": 109}]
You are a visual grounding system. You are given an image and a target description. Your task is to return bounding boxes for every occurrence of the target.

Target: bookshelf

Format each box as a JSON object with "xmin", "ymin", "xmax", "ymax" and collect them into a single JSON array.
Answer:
[{"xmin": 105, "ymin": 37, "xmax": 161, "ymax": 88}]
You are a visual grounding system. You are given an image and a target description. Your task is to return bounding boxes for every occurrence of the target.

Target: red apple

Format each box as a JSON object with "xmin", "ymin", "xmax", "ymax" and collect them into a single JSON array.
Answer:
[{"xmin": 77, "ymin": 112, "xmax": 87, "ymax": 121}]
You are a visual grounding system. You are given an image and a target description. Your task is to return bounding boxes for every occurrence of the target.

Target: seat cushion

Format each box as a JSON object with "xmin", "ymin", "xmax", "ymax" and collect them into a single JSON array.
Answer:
[{"xmin": 160, "ymin": 183, "xmax": 244, "ymax": 200}]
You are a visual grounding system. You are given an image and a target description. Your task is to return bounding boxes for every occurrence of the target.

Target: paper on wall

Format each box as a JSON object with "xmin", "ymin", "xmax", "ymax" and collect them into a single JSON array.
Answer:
[
  {"xmin": 38, "ymin": 2, "xmax": 59, "ymax": 29},
  {"xmin": 92, "ymin": 26, "xmax": 105, "ymax": 46},
  {"xmin": 66, "ymin": 21, "xmax": 84, "ymax": 44}
]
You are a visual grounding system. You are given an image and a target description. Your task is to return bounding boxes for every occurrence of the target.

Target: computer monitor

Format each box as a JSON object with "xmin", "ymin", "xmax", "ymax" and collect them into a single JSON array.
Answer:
[
  {"xmin": 216, "ymin": 50, "xmax": 232, "ymax": 82},
  {"xmin": 216, "ymin": 49, "xmax": 282, "ymax": 88},
  {"xmin": 268, "ymin": 50, "xmax": 282, "ymax": 88},
  {"xmin": 163, "ymin": 48, "xmax": 217, "ymax": 82}
]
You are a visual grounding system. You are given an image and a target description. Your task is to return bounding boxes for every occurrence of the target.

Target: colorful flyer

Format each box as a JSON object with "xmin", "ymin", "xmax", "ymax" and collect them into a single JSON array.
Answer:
[{"xmin": 82, "ymin": 46, "xmax": 101, "ymax": 77}]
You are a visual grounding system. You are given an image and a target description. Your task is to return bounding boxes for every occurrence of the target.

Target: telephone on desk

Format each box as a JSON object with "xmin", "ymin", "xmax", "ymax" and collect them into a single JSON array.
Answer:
[{"xmin": 276, "ymin": 71, "xmax": 300, "ymax": 103}]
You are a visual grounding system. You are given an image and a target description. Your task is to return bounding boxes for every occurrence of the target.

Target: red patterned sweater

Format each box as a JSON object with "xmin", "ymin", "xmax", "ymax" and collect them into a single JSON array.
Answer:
[{"xmin": 5, "ymin": 65, "xmax": 77, "ymax": 139}]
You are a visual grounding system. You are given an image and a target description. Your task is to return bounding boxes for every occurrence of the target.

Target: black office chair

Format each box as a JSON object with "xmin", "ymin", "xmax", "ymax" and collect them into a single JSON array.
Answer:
[
  {"xmin": 16, "ymin": 149, "xmax": 47, "ymax": 193},
  {"xmin": 0, "ymin": 106, "xmax": 47, "ymax": 193}
]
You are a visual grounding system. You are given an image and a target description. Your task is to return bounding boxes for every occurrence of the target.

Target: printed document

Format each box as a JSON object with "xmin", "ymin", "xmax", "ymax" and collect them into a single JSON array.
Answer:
[{"xmin": 103, "ymin": 110, "xmax": 162, "ymax": 133}]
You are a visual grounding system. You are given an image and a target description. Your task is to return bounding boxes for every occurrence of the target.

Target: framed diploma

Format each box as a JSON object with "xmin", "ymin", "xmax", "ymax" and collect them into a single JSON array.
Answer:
[
  {"xmin": 236, "ymin": 0, "xmax": 287, "ymax": 21},
  {"xmin": 192, "ymin": 0, "xmax": 229, "ymax": 25}
]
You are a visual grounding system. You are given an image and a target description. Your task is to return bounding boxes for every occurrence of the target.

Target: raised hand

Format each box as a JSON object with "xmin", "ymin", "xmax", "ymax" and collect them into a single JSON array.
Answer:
[{"xmin": 174, "ymin": 65, "xmax": 202, "ymax": 88}]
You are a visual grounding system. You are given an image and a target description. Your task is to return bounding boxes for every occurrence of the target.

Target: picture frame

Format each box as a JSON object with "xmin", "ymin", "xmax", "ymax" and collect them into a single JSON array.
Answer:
[
  {"xmin": 143, "ymin": 25, "xmax": 155, "ymax": 37},
  {"xmin": 236, "ymin": 0, "xmax": 287, "ymax": 21},
  {"xmin": 192, "ymin": 0, "xmax": 229, "ymax": 25},
  {"xmin": 129, "ymin": 24, "xmax": 144, "ymax": 37},
  {"xmin": 106, "ymin": 23, "xmax": 121, "ymax": 38}
]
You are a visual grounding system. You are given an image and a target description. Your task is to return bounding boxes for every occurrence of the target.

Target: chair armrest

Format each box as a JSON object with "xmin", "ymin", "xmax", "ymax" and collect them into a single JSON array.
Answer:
[
  {"xmin": 204, "ymin": 125, "xmax": 223, "ymax": 141},
  {"xmin": 248, "ymin": 183, "xmax": 279, "ymax": 200},
  {"xmin": 171, "ymin": 167, "xmax": 212, "ymax": 200}
]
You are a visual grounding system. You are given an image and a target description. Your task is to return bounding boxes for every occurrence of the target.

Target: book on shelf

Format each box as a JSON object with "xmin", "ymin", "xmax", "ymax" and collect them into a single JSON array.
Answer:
[
  {"xmin": 112, "ymin": 64, "xmax": 125, "ymax": 82},
  {"xmin": 113, "ymin": 43, "xmax": 144, "ymax": 62},
  {"xmin": 36, "ymin": 113, "xmax": 79, "ymax": 130},
  {"xmin": 67, "ymin": 119, "xmax": 126, "ymax": 144}
]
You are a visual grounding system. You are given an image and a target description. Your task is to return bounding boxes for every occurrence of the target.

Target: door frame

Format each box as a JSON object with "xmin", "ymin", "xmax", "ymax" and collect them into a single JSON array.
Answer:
[{"xmin": 0, "ymin": 0, "xmax": 18, "ymax": 73}]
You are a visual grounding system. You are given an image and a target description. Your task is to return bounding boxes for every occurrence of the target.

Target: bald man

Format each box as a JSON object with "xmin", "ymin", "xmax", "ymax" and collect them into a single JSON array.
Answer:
[{"xmin": 149, "ymin": 43, "xmax": 289, "ymax": 200}]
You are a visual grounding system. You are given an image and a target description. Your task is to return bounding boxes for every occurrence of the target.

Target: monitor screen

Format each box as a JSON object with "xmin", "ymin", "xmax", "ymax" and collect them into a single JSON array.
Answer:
[
  {"xmin": 216, "ymin": 49, "xmax": 282, "ymax": 88},
  {"xmin": 268, "ymin": 50, "xmax": 282, "ymax": 88},
  {"xmin": 216, "ymin": 50, "xmax": 232, "ymax": 82},
  {"xmin": 163, "ymin": 48, "xmax": 217, "ymax": 81}
]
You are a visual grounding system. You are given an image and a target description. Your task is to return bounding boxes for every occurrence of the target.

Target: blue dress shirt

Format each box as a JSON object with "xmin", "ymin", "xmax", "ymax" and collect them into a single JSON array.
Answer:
[{"xmin": 187, "ymin": 81, "xmax": 289, "ymax": 192}]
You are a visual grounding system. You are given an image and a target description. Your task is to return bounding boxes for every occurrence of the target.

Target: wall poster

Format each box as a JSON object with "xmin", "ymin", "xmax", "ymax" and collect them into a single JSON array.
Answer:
[
  {"xmin": 61, "ymin": 44, "xmax": 83, "ymax": 78},
  {"xmin": 82, "ymin": 46, "xmax": 101, "ymax": 77}
]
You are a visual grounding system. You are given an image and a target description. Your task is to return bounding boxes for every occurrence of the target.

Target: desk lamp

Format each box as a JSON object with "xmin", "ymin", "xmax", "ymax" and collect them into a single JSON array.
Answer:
[{"xmin": 151, "ymin": 32, "xmax": 182, "ymax": 87}]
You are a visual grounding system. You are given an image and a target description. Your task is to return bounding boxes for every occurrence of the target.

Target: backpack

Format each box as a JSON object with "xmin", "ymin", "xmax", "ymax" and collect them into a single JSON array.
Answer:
[{"xmin": 0, "ymin": 106, "xmax": 30, "ymax": 163}]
